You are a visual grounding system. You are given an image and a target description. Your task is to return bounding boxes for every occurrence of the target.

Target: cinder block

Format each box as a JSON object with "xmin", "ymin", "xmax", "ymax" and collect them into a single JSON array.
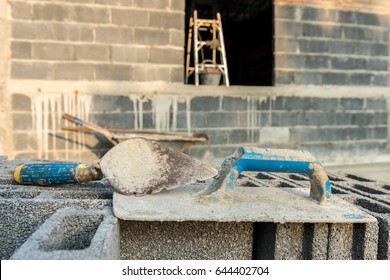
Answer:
[
  {"xmin": 70, "ymin": 6, "xmax": 109, "ymax": 23},
  {"xmin": 293, "ymin": 72, "xmax": 322, "ymax": 85},
  {"xmin": 299, "ymin": 39, "xmax": 328, "ymax": 53},
  {"xmin": 135, "ymin": 28, "xmax": 169, "ymax": 45},
  {"xmin": 111, "ymin": 9, "xmax": 148, "ymax": 26},
  {"xmin": 366, "ymin": 98, "xmax": 387, "ymax": 111},
  {"xmin": 149, "ymin": 47, "xmax": 183, "ymax": 64},
  {"xmin": 95, "ymin": 64, "xmax": 132, "ymax": 81},
  {"xmin": 11, "ymin": 207, "xmax": 119, "ymax": 260},
  {"xmin": 13, "ymin": 132, "xmax": 37, "ymax": 150},
  {"xmin": 92, "ymin": 95, "xmax": 132, "ymax": 113},
  {"xmin": 222, "ymin": 97, "xmax": 248, "ymax": 111},
  {"xmin": 169, "ymin": 30, "xmax": 185, "ymax": 47},
  {"xmin": 119, "ymin": 220, "xmax": 253, "ymax": 259},
  {"xmin": 328, "ymin": 41, "xmax": 354, "ymax": 54},
  {"xmin": 191, "ymin": 96, "xmax": 220, "ymax": 111},
  {"xmin": 271, "ymin": 112, "xmax": 299, "ymax": 126},
  {"xmin": 96, "ymin": 26, "xmax": 134, "ymax": 44},
  {"xmin": 340, "ymin": 98, "xmax": 364, "ymax": 111},
  {"xmin": 11, "ymin": 61, "xmax": 52, "ymax": 80},
  {"xmin": 274, "ymin": 4, "xmax": 296, "ymax": 20},
  {"xmin": 11, "ymin": 41, "xmax": 31, "ymax": 59},
  {"xmin": 134, "ymin": 0, "xmax": 169, "ymax": 9},
  {"xmin": 33, "ymin": 43, "xmax": 74, "ymax": 61},
  {"xmin": 10, "ymin": 1, "xmax": 32, "ymax": 19},
  {"xmin": 12, "ymin": 94, "xmax": 31, "ymax": 112},
  {"xmin": 170, "ymin": 67, "xmax": 184, "ymax": 83},
  {"xmin": 259, "ymin": 127, "xmax": 290, "ymax": 144},
  {"xmin": 275, "ymin": 38, "xmax": 299, "ymax": 53},
  {"xmin": 92, "ymin": 112, "xmax": 135, "ymax": 128},
  {"xmin": 322, "ymin": 72, "xmax": 348, "ymax": 85},
  {"xmin": 53, "ymin": 63, "xmax": 94, "ymax": 80},
  {"xmin": 275, "ymin": 54, "xmax": 303, "ymax": 69},
  {"xmin": 33, "ymin": 3, "xmax": 68, "ymax": 21},
  {"xmin": 371, "ymin": 75, "xmax": 388, "ymax": 86},
  {"xmin": 311, "ymin": 98, "xmax": 338, "ymax": 111},
  {"xmin": 75, "ymin": 44, "xmax": 109, "ymax": 61},
  {"xmin": 274, "ymin": 20, "xmax": 301, "ymax": 37},
  {"xmin": 274, "ymin": 223, "xmax": 304, "ymax": 259},
  {"xmin": 112, "ymin": 46, "xmax": 147, "ymax": 63},
  {"xmin": 170, "ymin": 0, "xmax": 186, "ymax": 11},
  {"xmin": 149, "ymin": 11, "xmax": 185, "ymax": 29},
  {"xmin": 132, "ymin": 65, "xmax": 170, "ymax": 82},
  {"xmin": 303, "ymin": 55, "xmax": 329, "ymax": 69},
  {"xmin": 284, "ymin": 97, "xmax": 311, "ymax": 111},
  {"xmin": 204, "ymin": 112, "xmax": 237, "ymax": 128},
  {"xmin": 367, "ymin": 59, "xmax": 388, "ymax": 71},
  {"xmin": 349, "ymin": 74, "xmax": 372, "ymax": 86}
]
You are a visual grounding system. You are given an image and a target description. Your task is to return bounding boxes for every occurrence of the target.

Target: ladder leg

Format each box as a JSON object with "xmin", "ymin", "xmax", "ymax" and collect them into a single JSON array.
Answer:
[{"xmin": 217, "ymin": 12, "xmax": 230, "ymax": 87}]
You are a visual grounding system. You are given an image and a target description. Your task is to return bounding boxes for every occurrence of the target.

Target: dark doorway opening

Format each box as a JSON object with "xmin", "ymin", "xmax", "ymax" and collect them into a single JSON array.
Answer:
[{"xmin": 185, "ymin": 0, "xmax": 274, "ymax": 86}]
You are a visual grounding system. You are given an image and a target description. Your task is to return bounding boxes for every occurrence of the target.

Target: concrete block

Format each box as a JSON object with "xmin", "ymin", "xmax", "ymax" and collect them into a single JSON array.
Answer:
[
  {"xmin": 96, "ymin": 26, "xmax": 134, "ymax": 44},
  {"xmin": 13, "ymin": 132, "xmax": 37, "ymax": 150},
  {"xmin": 371, "ymin": 75, "xmax": 388, "ymax": 87},
  {"xmin": 10, "ymin": 1, "xmax": 32, "ymax": 19},
  {"xmin": 311, "ymin": 98, "xmax": 338, "ymax": 111},
  {"xmin": 132, "ymin": 65, "xmax": 170, "ymax": 82},
  {"xmin": 349, "ymin": 74, "xmax": 372, "ymax": 86},
  {"xmin": 275, "ymin": 38, "xmax": 299, "ymax": 53},
  {"xmin": 366, "ymin": 98, "xmax": 387, "ymax": 111},
  {"xmin": 274, "ymin": 4, "xmax": 296, "ymax": 20},
  {"xmin": 95, "ymin": 64, "xmax": 132, "ymax": 81},
  {"xmin": 271, "ymin": 112, "xmax": 298, "ymax": 126},
  {"xmin": 12, "ymin": 94, "xmax": 31, "ymax": 112},
  {"xmin": 11, "ymin": 41, "xmax": 31, "ymax": 59},
  {"xmin": 11, "ymin": 61, "xmax": 52, "ymax": 80},
  {"xmin": 222, "ymin": 97, "xmax": 248, "ymax": 111},
  {"xmin": 170, "ymin": 0, "xmax": 186, "ymax": 11},
  {"xmin": 169, "ymin": 30, "xmax": 185, "ymax": 47},
  {"xmin": 119, "ymin": 220, "xmax": 253, "ymax": 259},
  {"xmin": 135, "ymin": 28, "xmax": 169, "ymax": 45},
  {"xmin": 274, "ymin": 71, "xmax": 294, "ymax": 84},
  {"xmin": 170, "ymin": 66, "xmax": 184, "ymax": 83},
  {"xmin": 33, "ymin": 4, "xmax": 68, "ymax": 21},
  {"xmin": 53, "ymin": 63, "xmax": 94, "ymax": 80},
  {"xmin": 274, "ymin": 20, "xmax": 301, "ymax": 37},
  {"xmin": 259, "ymin": 127, "xmax": 289, "ymax": 144},
  {"xmin": 75, "ymin": 44, "xmax": 109, "ymax": 61},
  {"xmin": 70, "ymin": 6, "xmax": 109, "ymax": 23},
  {"xmin": 367, "ymin": 59, "xmax": 388, "ymax": 71},
  {"xmin": 112, "ymin": 46, "xmax": 147, "ymax": 63},
  {"xmin": 322, "ymin": 72, "xmax": 348, "ymax": 85},
  {"xmin": 229, "ymin": 129, "xmax": 259, "ymax": 144},
  {"xmin": 310, "ymin": 223, "xmax": 328, "ymax": 259},
  {"xmin": 149, "ymin": 47, "xmax": 183, "ymax": 64},
  {"xmin": 33, "ymin": 43, "xmax": 74, "ymax": 61},
  {"xmin": 304, "ymin": 55, "xmax": 329, "ymax": 69},
  {"xmin": 190, "ymin": 96, "xmax": 220, "ymax": 111},
  {"xmin": 134, "ymin": 0, "xmax": 169, "ymax": 9},
  {"xmin": 149, "ymin": 11, "xmax": 185, "ymax": 30},
  {"xmin": 284, "ymin": 97, "xmax": 311, "ymax": 111},
  {"xmin": 274, "ymin": 223, "xmax": 304, "ymax": 259},
  {"xmin": 299, "ymin": 39, "xmax": 328, "ymax": 53},
  {"xmin": 328, "ymin": 41, "xmax": 354, "ymax": 54},
  {"xmin": 275, "ymin": 54, "xmax": 303, "ymax": 69},
  {"xmin": 111, "ymin": 9, "xmax": 148, "ymax": 26},
  {"xmin": 293, "ymin": 72, "xmax": 322, "ymax": 85},
  {"xmin": 331, "ymin": 57, "xmax": 367, "ymax": 70},
  {"xmin": 11, "ymin": 207, "xmax": 119, "ymax": 260},
  {"xmin": 301, "ymin": 6, "xmax": 336, "ymax": 22},
  {"xmin": 340, "ymin": 98, "xmax": 364, "ymax": 111},
  {"xmin": 189, "ymin": 112, "xmax": 206, "ymax": 128},
  {"xmin": 92, "ymin": 112, "xmax": 134, "ymax": 128}
]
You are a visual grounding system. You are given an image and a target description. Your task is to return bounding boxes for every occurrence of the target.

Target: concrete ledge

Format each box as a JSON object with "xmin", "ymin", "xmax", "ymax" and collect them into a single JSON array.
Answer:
[{"xmin": 10, "ymin": 207, "xmax": 119, "ymax": 260}]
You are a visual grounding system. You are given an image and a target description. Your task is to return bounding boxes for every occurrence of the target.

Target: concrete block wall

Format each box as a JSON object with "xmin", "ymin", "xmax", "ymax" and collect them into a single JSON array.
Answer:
[
  {"xmin": 274, "ymin": 0, "xmax": 390, "ymax": 86},
  {"xmin": 8, "ymin": 85, "xmax": 389, "ymax": 166},
  {"xmin": 8, "ymin": 0, "xmax": 185, "ymax": 82}
]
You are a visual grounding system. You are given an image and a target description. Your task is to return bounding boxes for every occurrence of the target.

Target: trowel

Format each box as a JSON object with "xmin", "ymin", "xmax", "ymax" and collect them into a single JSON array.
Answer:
[{"xmin": 13, "ymin": 138, "xmax": 218, "ymax": 195}]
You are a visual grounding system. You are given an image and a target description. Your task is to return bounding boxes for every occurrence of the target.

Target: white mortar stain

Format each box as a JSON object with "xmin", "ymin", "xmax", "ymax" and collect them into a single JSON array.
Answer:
[{"xmin": 32, "ymin": 93, "xmax": 92, "ymax": 161}]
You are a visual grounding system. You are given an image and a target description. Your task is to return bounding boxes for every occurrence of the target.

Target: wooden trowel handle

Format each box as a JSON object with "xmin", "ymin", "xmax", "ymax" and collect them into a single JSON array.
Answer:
[{"xmin": 13, "ymin": 162, "xmax": 103, "ymax": 186}]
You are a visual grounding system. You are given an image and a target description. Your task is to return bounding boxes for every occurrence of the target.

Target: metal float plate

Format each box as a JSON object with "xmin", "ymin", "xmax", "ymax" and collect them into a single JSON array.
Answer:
[{"xmin": 113, "ymin": 184, "xmax": 375, "ymax": 223}]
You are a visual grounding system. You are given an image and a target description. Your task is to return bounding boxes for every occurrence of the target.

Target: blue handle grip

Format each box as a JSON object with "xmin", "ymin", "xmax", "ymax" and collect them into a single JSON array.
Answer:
[
  {"xmin": 14, "ymin": 163, "xmax": 80, "ymax": 186},
  {"xmin": 200, "ymin": 147, "xmax": 332, "ymax": 205}
]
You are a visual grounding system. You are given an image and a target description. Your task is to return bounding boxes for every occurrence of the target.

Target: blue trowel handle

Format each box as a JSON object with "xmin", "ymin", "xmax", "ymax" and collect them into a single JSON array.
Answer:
[
  {"xmin": 13, "ymin": 162, "xmax": 103, "ymax": 186},
  {"xmin": 209, "ymin": 147, "xmax": 332, "ymax": 204}
]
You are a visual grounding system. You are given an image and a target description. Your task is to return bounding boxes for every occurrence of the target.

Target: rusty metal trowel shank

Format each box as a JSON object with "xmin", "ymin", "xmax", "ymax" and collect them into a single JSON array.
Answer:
[{"xmin": 13, "ymin": 138, "xmax": 218, "ymax": 195}]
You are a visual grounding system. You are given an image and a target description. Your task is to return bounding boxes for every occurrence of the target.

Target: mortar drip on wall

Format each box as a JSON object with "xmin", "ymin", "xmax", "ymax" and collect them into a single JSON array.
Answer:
[
  {"xmin": 247, "ymin": 96, "xmax": 274, "ymax": 142},
  {"xmin": 32, "ymin": 93, "xmax": 92, "ymax": 161},
  {"xmin": 130, "ymin": 94, "xmax": 191, "ymax": 133}
]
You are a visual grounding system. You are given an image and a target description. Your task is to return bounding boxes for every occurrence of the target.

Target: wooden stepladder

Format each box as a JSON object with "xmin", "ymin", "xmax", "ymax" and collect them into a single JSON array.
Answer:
[{"xmin": 185, "ymin": 10, "xmax": 229, "ymax": 86}]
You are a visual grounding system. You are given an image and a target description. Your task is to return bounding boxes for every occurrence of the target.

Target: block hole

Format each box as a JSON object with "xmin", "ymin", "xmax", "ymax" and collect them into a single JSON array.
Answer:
[
  {"xmin": 331, "ymin": 187, "xmax": 348, "ymax": 195},
  {"xmin": 256, "ymin": 172, "xmax": 275, "ymax": 180},
  {"xmin": 353, "ymin": 184, "xmax": 386, "ymax": 195},
  {"xmin": 40, "ymin": 214, "xmax": 104, "ymax": 251},
  {"xmin": 346, "ymin": 174, "xmax": 374, "ymax": 182},
  {"xmin": 328, "ymin": 175, "xmax": 345, "ymax": 182},
  {"xmin": 0, "ymin": 191, "xmax": 41, "ymax": 199},
  {"xmin": 355, "ymin": 199, "xmax": 390, "ymax": 214},
  {"xmin": 289, "ymin": 174, "xmax": 309, "ymax": 181},
  {"xmin": 277, "ymin": 182, "xmax": 296, "ymax": 188}
]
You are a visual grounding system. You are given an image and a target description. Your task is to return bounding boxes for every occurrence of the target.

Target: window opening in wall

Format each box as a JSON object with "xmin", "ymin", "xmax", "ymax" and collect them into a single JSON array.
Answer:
[{"xmin": 185, "ymin": 0, "xmax": 274, "ymax": 86}]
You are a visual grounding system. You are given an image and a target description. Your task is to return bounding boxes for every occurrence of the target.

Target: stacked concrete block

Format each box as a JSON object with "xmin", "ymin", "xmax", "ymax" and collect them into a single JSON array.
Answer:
[
  {"xmin": 10, "ymin": 207, "xmax": 119, "ymax": 260},
  {"xmin": 0, "ymin": 157, "xmax": 114, "ymax": 259},
  {"xmin": 8, "ymin": 0, "xmax": 185, "ymax": 82},
  {"xmin": 274, "ymin": 1, "xmax": 389, "ymax": 86}
]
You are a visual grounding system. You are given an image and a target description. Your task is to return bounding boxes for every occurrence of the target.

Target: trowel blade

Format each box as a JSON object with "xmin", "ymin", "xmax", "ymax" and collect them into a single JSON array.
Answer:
[{"xmin": 99, "ymin": 138, "xmax": 218, "ymax": 195}]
